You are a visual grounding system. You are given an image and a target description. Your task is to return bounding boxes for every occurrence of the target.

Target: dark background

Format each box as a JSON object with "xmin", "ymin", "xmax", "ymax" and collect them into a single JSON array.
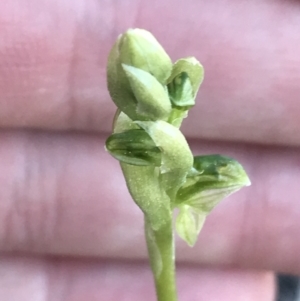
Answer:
[{"xmin": 277, "ymin": 275, "xmax": 299, "ymax": 301}]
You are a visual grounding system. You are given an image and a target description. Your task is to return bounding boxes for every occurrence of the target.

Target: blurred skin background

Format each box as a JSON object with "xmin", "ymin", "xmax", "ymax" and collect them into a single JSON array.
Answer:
[{"xmin": 0, "ymin": 0, "xmax": 299, "ymax": 300}]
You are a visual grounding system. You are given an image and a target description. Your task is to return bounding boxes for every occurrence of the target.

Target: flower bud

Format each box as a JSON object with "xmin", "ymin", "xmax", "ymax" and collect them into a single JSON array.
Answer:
[
  {"xmin": 105, "ymin": 129, "xmax": 161, "ymax": 166},
  {"xmin": 119, "ymin": 29, "xmax": 172, "ymax": 84},
  {"xmin": 107, "ymin": 29, "xmax": 173, "ymax": 121}
]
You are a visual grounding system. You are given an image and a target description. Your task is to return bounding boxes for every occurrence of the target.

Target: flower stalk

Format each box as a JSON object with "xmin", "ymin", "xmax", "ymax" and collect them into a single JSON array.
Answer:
[
  {"xmin": 105, "ymin": 28, "xmax": 250, "ymax": 301},
  {"xmin": 145, "ymin": 216, "xmax": 177, "ymax": 301}
]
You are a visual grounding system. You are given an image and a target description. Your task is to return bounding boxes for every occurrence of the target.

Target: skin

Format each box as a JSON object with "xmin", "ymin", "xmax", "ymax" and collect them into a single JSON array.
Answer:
[{"xmin": 0, "ymin": 0, "xmax": 300, "ymax": 299}]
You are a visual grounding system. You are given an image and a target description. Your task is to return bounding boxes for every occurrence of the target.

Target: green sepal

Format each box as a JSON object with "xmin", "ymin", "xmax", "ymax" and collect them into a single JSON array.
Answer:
[
  {"xmin": 112, "ymin": 111, "xmax": 171, "ymax": 231},
  {"xmin": 121, "ymin": 164, "xmax": 171, "ymax": 231},
  {"xmin": 119, "ymin": 28, "xmax": 173, "ymax": 84},
  {"xmin": 122, "ymin": 64, "xmax": 172, "ymax": 121},
  {"xmin": 175, "ymin": 155, "xmax": 251, "ymax": 213},
  {"xmin": 175, "ymin": 205, "xmax": 206, "ymax": 247},
  {"xmin": 174, "ymin": 155, "xmax": 250, "ymax": 246},
  {"xmin": 135, "ymin": 120, "xmax": 193, "ymax": 200},
  {"xmin": 107, "ymin": 37, "xmax": 139, "ymax": 121},
  {"xmin": 105, "ymin": 129, "xmax": 162, "ymax": 166}
]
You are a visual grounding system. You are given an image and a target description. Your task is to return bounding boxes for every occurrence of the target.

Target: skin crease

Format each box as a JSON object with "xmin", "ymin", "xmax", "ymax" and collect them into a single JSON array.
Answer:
[{"xmin": 1, "ymin": 0, "xmax": 300, "ymax": 299}]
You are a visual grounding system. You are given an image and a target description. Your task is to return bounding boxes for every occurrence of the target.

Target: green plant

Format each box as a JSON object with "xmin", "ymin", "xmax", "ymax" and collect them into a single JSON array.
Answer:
[{"xmin": 105, "ymin": 28, "xmax": 250, "ymax": 301}]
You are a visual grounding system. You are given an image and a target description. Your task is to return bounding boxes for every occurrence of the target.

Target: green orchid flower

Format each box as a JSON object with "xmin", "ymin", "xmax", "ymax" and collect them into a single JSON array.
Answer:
[{"xmin": 105, "ymin": 28, "xmax": 250, "ymax": 301}]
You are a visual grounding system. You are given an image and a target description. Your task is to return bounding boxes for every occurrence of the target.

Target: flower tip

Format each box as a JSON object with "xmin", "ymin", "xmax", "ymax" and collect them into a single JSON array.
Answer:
[{"xmin": 244, "ymin": 176, "xmax": 251, "ymax": 187}]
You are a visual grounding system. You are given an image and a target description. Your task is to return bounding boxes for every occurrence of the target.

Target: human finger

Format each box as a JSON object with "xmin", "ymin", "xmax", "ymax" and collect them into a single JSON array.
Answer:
[
  {"xmin": 0, "ymin": 255, "xmax": 275, "ymax": 301},
  {"xmin": 0, "ymin": 0, "xmax": 300, "ymax": 146},
  {"xmin": 0, "ymin": 130, "xmax": 299, "ymax": 274}
]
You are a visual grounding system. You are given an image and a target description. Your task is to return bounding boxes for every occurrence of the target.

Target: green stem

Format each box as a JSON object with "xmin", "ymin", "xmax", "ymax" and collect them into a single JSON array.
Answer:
[{"xmin": 145, "ymin": 216, "xmax": 177, "ymax": 301}]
